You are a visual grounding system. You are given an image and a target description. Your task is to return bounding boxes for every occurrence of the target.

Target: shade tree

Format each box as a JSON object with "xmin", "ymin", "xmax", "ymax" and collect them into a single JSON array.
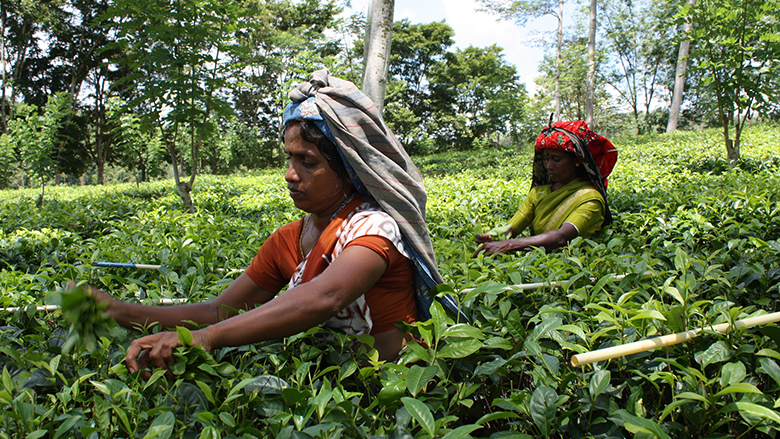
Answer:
[
  {"xmin": 428, "ymin": 45, "xmax": 526, "ymax": 151},
  {"xmin": 684, "ymin": 0, "xmax": 780, "ymax": 167}
]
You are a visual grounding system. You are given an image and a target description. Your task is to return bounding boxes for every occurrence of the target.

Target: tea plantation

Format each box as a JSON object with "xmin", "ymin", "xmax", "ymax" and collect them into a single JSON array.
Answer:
[{"xmin": 0, "ymin": 123, "xmax": 779, "ymax": 438}]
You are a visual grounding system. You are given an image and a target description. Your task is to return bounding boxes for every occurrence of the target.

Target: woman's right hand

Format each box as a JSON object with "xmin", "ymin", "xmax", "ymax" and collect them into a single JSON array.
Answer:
[
  {"xmin": 69, "ymin": 282, "xmax": 121, "ymax": 321},
  {"xmin": 475, "ymin": 233, "xmax": 494, "ymax": 243}
]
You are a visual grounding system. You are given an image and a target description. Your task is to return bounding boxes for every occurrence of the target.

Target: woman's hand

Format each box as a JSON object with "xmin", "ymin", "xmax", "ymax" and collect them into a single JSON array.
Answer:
[
  {"xmin": 125, "ymin": 329, "xmax": 213, "ymax": 380},
  {"xmin": 475, "ymin": 224, "xmax": 513, "ymax": 243},
  {"xmin": 473, "ymin": 239, "xmax": 521, "ymax": 256},
  {"xmin": 68, "ymin": 282, "xmax": 121, "ymax": 321},
  {"xmin": 474, "ymin": 233, "xmax": 494, "ymax": 243}
]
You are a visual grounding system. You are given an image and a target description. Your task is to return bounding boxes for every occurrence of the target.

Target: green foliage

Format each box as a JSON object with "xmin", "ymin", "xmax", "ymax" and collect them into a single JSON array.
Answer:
[
  {"xmin": 685, "ymin": 0, "xmax": 780, "ymax": 166},
  {"xmin": 3, "ymin": 93, "xmax": 73, "ymax": 203},
  {"xmin": 45, "ymin": 284, "xmax": 121, "ymax": 354},
  {"xmin": 0, "ymin": 123, "xmax": 779, "ymax": 436}
]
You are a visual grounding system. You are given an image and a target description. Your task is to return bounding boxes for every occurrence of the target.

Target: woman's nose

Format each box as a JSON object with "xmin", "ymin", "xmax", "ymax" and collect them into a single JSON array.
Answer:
[{"xmin": 285, "ymin": 162, "xmax": 298, "ymax": 182}]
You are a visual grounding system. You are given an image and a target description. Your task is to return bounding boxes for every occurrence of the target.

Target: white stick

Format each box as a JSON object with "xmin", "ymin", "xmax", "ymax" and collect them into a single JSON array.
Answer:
[
  {"xmin": 571, "ymin": 311, "xmax": 780, "ymax": 367},
  {"xmin": 2, "ymin": 298, "xmax": 188, "ymax": 313},
  {"xmin": 459, "ymin": 273, "xmax": 632, "ymax": 294}
]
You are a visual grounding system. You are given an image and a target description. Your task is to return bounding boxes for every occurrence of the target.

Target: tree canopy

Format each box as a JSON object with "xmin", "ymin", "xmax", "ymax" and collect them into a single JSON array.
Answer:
[{"xmin": 0, "ymin": 0, "xmax": 778, "ymax": 190}]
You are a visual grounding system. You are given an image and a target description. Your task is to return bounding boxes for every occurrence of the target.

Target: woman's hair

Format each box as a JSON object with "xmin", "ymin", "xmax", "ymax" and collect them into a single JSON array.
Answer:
[{"xmin": 285, "ymin": 120, "xmax": 351, "ymax": 184}]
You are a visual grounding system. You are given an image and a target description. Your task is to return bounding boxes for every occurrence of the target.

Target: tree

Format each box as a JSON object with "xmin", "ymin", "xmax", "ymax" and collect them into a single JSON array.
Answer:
[
  {"xmin": 229, "ymin": 0, "xmax": 343, "ymax": 161},
  {"xmin": 667, "ymin": 0, "xmax": 696, "ymax": 132},
  {"xmin": 362, "ymin": 0, "xmax": 394, "ymax": 112},
  {"xmin": 585, "ymin": 0, "xmax": 597, "ymax": 126},
  {"xmin": 600, "ymin": 0, "xmax": 676, "ymax": 133},
  {"xmin": 106, "ymin": 97, "xmax": 166, "ymax": 184},
  {"xmin": 428, "ymin": 45, "xmax": 526, "ymax": 151},
  {"xmin": 478, "ymin": 0, "xmax": 567, "ymax": 121},
  {"xmin": 6, "ymin": 93, "xmax": 72, "ymax": 205},
  {"xmin": 685, "ymin": 0, "xmax": 780, "ymax": 167},
  {"xmin": 383, "ymin": 19, "xmax": 454, "ymax": 151},
  {"xmin": 105, "ymin": 0, "xmax": 248, "ymax": 212},
  {"xmin": 0, "ymin": 0, "xmax": 68, "ymax": 128}
]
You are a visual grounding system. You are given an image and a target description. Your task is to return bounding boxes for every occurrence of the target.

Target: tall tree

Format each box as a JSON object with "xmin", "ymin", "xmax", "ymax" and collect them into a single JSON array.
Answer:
[
  {"xmin": 585, "ymin": 0, "xmax": 597, "ymax": 126},
  {"xmin": 600, "ymin": 0, "xmax": 676, "ymax": 133},
  {"xmin": 362, "ymin": 0, "xmax": 394, "ymax": 112},
  {"xmin": 685, "ymin": 0, "xmax": 780, "ymax": 167},
  {"xmin": 428, "ymin": 45, "xmax": 526, "ymax": 151},
  {"xmin": 478, "ymin": 0, "xmax": 566, "ymax": 121},
  {"xmin": 666, "ymin": 0, "xmax": 696, "ymax": 132},
  {"xmin": 105, "ymin": 0, "xmax": 248, "ymax": 212},
  {"xmin": 383, "ymin": 19, "xmax": 454, "ymax": 151},
  {"xmin": 229, "ymin": 0, "xmax": 342, "ymax": 160}
]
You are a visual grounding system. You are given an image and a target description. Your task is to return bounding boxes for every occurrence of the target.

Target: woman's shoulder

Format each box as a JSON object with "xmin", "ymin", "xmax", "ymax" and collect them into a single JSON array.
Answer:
[
  {"xmin": 338, "ymin": 196, "xmax": 408, "ymax": 256},
  {"xmin": 568, "ymin": 178, "xmax": 597, "ymax": 190}
]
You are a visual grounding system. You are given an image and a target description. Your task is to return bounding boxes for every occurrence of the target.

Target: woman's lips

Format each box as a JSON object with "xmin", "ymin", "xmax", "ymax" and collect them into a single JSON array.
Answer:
[{"xmin": 288, "ymin": 186, "xmax": 303, "ymax": 197}]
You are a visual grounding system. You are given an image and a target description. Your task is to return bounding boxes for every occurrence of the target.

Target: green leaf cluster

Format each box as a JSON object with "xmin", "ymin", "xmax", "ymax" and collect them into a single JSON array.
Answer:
[
  {"xmin": 45, "ymin": 284, "xmax": 121, "ymax": 354},
  {"xmin": 0, "ymin": 123, "xmax": 778, "ymax": 437}
]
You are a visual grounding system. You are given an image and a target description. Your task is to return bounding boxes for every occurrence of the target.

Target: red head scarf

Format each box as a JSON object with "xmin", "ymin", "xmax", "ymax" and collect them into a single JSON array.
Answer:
[
  {"xmin": 532, "ymin": 120, "xmax": 618, "ymax": 225},
  {"xmin": 534, "ymin": 120, "xmax": 618, "ymax": 185}
]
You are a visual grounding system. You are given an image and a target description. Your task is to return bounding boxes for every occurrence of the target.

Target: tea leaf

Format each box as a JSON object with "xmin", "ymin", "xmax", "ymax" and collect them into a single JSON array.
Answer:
[
  {"xmin": 719, "ymin": 402, "xmax": 780, "ymax": 425},
  {"xmin": 405, "ymin": 365, "xmax": 437, "ymax": 397},
  {"xmin": 401, "ymin": 397, "xmax": 435, "ymax": 437},
  {"xmin": 529, "ymin": 386, "xmax": 557, "ymax": 437}
]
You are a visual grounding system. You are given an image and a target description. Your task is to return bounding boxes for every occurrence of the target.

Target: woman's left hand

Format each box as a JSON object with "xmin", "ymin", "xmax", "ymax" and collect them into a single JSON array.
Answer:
[{"xmin": 125, "ymin": 329, "xmax": 212, "ymax": 380}]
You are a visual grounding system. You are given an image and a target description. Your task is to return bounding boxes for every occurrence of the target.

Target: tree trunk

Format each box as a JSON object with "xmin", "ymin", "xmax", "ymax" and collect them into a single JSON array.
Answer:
[
  {"xmin": 585, "ymin": 0, "xmax": 597, "ymax": 126},
  {"xmin": 168, "ymin": 140, "xmax": 194, "ymax": 213},
  {"xmin": 554, "ymin": 0, "xmax": 564, "ymax": 121},
  {"xmin": 667, "ymin": 0, "xmax": 696, "ymax": 132},
  {"xmin": 362, "ymin": 0, "xmax": 395, "ymax": 113},
  {"xmin": 725, "ymin": 137, "xmax": 739, "ymax": 169},
  {"xmin": 1, "ymin": 3, "xmax": 7, "ymax": 133}
]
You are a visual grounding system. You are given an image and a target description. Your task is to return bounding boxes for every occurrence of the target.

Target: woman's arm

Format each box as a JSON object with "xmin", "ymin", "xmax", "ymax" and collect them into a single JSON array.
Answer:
[
  {"xmin": 125, "ymin": 245, "xmax": 389, "ymax": 376},
  {"xmin": 473, "ymin": 222, "xmax": 578, "ymax": 256},
  {"xmin": 92, "ymin": 272, "xmax": 276, "ymax": 331}
]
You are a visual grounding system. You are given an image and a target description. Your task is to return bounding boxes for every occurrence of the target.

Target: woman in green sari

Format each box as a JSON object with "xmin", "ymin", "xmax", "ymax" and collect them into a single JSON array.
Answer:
[{"xmin": 475, "ymin": 120, "xmax": 617, "ymax": 256}]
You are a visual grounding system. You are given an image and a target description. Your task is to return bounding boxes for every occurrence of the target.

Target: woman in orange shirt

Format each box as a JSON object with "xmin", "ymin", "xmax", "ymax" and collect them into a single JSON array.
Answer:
[{"xmin": 84, "ymin": 70, "xmax": 461, "ymax": 378}]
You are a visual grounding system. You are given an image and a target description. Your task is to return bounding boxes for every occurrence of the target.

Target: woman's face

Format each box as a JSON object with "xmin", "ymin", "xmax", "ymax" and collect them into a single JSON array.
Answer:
[
  {"xmin": 543, "ymin": 148, "xmax": 579, "ymax": 185},
  {"xmin": 284, "ymin": 124, "xmax": 347, "ymax": 216}
]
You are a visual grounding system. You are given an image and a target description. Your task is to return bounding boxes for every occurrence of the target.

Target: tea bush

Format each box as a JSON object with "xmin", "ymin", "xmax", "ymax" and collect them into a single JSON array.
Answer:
[{"xmin": 0, "ymin": 123, "xmax": 779, "ymax": 437}]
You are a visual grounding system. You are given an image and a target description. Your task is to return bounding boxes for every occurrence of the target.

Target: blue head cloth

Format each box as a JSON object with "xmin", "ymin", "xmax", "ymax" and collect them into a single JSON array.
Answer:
[
  {"xmin": 281, "ymin": 97, "xmax": 368, "ymax": 195},
  {"xmin": 281, "ymin": 97, "xmax": 336, "ymax": 144}
]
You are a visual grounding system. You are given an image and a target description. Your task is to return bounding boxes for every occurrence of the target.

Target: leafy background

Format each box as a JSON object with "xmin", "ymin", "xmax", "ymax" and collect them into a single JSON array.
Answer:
[{"xmin": 0, "ymin": 123, "xmax": 779, "ymax": 438}]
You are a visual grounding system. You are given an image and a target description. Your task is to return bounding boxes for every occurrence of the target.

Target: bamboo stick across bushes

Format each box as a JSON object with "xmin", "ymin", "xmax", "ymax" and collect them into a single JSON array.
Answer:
[
  {"xmin": 571, "ymin": 311, "xmax": 780, "ymax": 367},
  {"xmin": 1, "ymin": 298, "xmax": 187, "ymax": 313},
  {"xmin": 459, "ymin": 273, "xmax": 637, "ymax": 294}
]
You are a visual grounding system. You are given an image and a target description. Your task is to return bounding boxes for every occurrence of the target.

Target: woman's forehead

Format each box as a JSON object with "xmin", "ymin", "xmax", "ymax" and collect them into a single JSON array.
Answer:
[
  {"xmin": 284, "ymin": 126, "xmax": 322, "ymax": 157},
  {"xmin": 542, "ymin": 148, "xmax": 568, "ymax": 156}
]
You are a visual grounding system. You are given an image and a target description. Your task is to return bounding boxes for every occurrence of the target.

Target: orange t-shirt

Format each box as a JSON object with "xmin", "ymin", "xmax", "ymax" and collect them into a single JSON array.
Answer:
[{"xmin": 245, "ymin": 218, "xmax": 416, "ymax": 334}]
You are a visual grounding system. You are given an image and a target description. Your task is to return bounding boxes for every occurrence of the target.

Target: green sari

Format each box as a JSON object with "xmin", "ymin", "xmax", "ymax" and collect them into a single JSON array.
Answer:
[{"xmin": 507, "ymin": 178, "xmax": 606, "ymax": 238}]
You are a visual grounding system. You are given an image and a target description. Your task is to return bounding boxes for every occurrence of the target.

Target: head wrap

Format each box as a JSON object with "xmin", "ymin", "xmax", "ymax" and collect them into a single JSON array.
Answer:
[
  {"xmin": 281, "ymin": 69, "xmax": 463, "ymax": 322},
  {"xmin": 532, "ymin": 120, "xmax": 618, "ymax": 225}
]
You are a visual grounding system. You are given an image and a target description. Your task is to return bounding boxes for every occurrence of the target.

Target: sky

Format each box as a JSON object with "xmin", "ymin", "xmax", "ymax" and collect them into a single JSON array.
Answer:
[{"xmin": 348, "ymin": 0, "xmax": 559, "ymax": 95}]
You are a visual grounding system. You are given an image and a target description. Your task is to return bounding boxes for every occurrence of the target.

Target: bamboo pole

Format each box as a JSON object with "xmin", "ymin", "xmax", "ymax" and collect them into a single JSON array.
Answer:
[
  {"xmin": 1, "ymin": 298, "xmax": 188, "ymax": 313},
  {"xmin": 92, "ymin": 261, "xmax": 162, "ymax": 270},
  {"xmin": 92, "ymin": 261, "xmax": 236, "ymax": 274},
  {"xmin": 571, "ymin": 311, "xmax": 780, "ymax": 367},
  {"xmin": 459, "ymin": 273, "xmax": 634, "ymax": 294}
]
